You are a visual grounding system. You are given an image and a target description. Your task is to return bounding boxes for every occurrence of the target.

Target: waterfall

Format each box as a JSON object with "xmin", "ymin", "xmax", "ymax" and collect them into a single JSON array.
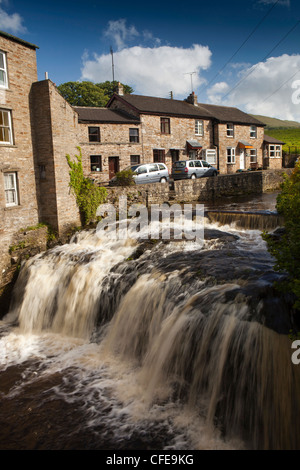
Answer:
[
  {"xmin": 1, "ymin": 215, "xmax": 300, "ymax": 450},
  {"xmin": 205, "ymin": 210, "xmax": 284, "ymax": 231}
]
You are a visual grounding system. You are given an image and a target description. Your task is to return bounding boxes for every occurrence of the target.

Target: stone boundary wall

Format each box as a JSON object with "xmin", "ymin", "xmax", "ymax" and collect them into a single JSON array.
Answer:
[{"xmin": 105, "ymin": 169, "xmax": 292, "ymax": 208}]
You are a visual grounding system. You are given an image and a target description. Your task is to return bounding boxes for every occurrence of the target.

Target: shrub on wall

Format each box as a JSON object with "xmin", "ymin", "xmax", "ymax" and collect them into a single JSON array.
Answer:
[
  {"xmin": 115, "ymin": 168, "xmax": 136, "ymax": 186},
  {"xmin": 263, "ymin": 162, "xmax": 300, "ymax": 311},
  {"xmin": 66, "ymin": 147, "xmax": 107, "ymax": 225}
]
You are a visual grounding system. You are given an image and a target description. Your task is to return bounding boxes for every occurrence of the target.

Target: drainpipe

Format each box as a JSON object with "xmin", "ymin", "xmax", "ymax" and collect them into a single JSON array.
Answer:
[{"xmin": 213, "ymin": 119, "xmax": 220, "ymax": 171}]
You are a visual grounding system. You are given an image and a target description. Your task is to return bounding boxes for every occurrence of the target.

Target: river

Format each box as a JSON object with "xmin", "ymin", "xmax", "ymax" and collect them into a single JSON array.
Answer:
[{"xmin": 0, "ymin": 192, "xmax": 299, "ymax": 451}]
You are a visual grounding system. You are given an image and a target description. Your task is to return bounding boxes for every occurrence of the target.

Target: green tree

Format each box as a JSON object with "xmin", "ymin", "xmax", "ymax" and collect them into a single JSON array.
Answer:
[
  {"xmin": 263, "ymin": 163, "xmax": 300, "ymax": 310},
  {"xmin": 66, "ymin": 147, "xmax": 107, "ymax": 225},
  {"xmin": 57, "ymin": 80, "xmax": 133, "ymax": 107}
]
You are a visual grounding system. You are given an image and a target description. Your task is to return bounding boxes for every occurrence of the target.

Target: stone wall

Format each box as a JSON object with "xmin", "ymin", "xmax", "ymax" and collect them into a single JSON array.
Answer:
[
  {"xmin": 30, "ymin": 80, "xmax": 81, "ymax": 234},
  {"xmin": 105, "ymin": 169, "xmax": 291, "ymax": 209},
  {"xmin": 106, "ymin": 181, "xmax": 170, "ymax": 208},
  {"xmin": 0, "ymin": 35, "xmax": 39, "ymax": 280}
]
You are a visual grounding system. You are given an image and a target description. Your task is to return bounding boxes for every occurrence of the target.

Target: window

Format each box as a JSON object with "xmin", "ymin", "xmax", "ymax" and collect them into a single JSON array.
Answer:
[
  {"xmin": 227, "ymin": 147, "xmax": 235, "ymax": 164},
  {"xmin": 250, "ymin": 126, "xmax": 257, "ymax": 138},
  {"xmin": 153, "ymin": 149, "xmax": 165, "ymax": 163},
  {"xmin": 276, "ymin": 145, "xmax": 281, "ymax": 157},
  {"xmin": 88, "ymin": 127, "xmax": 100, "ymax": 142},
  {"xmin": 227, "ymin": 123, "xmax": 234, "ymax": 137},
  {"xmin": 0, "ymin": 109, "xmax": 12, "ymax": 144},
  {"xmin": 136, "ymin": 165, "xmax": 147, "ymax": 174},
  {"xmin": 4, "ymin": 172, "xmax": 18, "ymax": 206},
  {"xmin": 205, "ymin": 149, "xmax": 217, "ymax": 165},
  {"xmin": 195, "ymin": 120, "xmax": 204, "ymax": 136},
  {"xmin": 250, "ymin": 149, "xmax": 257, "ymax": 163},
  {"xmin": 160, "ymin": 118, "xmax": 170, "ymax": 134},
  {"xmin": 130, "ymin": 155, "xmax": 140, "ymax": 165},
  {"xmin": 0, "ymin": 51, "xmax": 8, "ymax": 88},
  {"xmin": 149, "ymin": 163, "xmax": 159, "ymax": 172},
  {"xmin": 129, "ymin": 128, "xmax": 139, "ymax": 143},
  {"xmin": 90, "ymin": 155, "xmax": 102, "ymax": 172},
  {"xmin": 269, "ymin": 145, "xmax": 281, "ymax": 158}
]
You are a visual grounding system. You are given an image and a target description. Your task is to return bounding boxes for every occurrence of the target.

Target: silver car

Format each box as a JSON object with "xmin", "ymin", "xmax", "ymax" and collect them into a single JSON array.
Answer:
[
  {"xmin": 109, "ymin": 162, "xmax": 169, "ymax": 186},
  {"xmin": 132, "ymin": 163, "xmax": 169, "ymax": 184},
  {"xmin": 171, "ymin": 160, "xmax": 218, "ymax": 180}
]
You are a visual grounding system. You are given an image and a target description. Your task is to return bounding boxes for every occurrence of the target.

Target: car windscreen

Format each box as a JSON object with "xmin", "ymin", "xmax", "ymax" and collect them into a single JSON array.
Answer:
[{"xmin": 173, "ymin": 162, "xmax": 186, "ymax": 168}]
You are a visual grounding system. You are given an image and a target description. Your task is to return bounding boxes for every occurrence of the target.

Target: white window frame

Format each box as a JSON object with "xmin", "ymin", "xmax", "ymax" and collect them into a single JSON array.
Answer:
[
  {"xmin": 0, "ymin": 109, "xmax": 13, "ymax": 144},
  {"xmin": 0, "ymin": 51, "xmax": 8, "ymax": 89},
  {"xmin": 4, "ymin": 172, "xmax": 18, "ymax": 207},
  {"xmin": 227, "ymin": 123, "xmax": 234, "ymax": 137},
  {"xmin": 195, "ymin": 120, "xmax": 204, "ymax": 136},
  {"xmin": 205, "ymin": 149, "xmax": 217, "ymax": 165},
  {"xmin": 275, "ymin": 145, "xmax": 281, "ymax": 158},
  {"xmin": 269, "ymin": 144, "xmax": 281, "ymax": 158},
  {"xmin": 227, "ymin": 147, "xmax": 235, "ymax": 164},
  {"xmin": 250, "ymin": 149, "xmax": 257, "ymax": 163},
  {"xmin": 250, "ymin": 125, "xmax": 257, "ymax": 139}
]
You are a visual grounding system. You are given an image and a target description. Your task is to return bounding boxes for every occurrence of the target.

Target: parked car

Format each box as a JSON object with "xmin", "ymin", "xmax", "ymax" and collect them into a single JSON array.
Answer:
[
  {"xmin": 109, "ymin": 162, "xmax": 169, "ymax": 186},
  {"xmin": 171, "ymin": 160, "xmax": 218, "ymax": 180}
]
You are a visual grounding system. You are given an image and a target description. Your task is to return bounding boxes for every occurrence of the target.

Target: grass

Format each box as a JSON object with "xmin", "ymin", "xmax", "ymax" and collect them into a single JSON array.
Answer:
[{"xmin": 264, "ymin": 128, "xmax": 300, "ymax": 154}]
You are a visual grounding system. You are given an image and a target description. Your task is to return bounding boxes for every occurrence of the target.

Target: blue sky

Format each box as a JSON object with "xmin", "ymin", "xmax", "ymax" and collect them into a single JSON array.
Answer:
[{"xmin": 1, "ymin": 0, "xmax": 300, "ymax": 120}]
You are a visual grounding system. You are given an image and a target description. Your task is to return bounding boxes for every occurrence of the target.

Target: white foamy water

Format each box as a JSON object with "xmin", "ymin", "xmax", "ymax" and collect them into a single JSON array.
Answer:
[{"xmin": 0, "ymin": 215, "xmax": 299, "ymax": 450}]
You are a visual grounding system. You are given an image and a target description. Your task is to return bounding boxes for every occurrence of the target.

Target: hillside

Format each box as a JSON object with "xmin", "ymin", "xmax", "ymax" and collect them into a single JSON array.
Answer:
[{"xmin": 250, "ymin": 114, "xmax": 300, "ymax": 129}]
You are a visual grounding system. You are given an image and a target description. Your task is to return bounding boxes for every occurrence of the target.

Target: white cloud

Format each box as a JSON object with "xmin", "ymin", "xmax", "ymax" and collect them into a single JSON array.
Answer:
[
  {"xmin": 104, "ymin": 19, "xmax": 139, "ymax": 50},
  {"xmin": 81, "ymin": 44, "xmax": 212, "ymax": 98},
  {"xmin": 207, "ymin": 82, "xmax": 230, "ymax": 104},
  {"xmin": 207, "ymin": 54, "xmax": 300, "ymax": 121},
  {"xmin": 0, "ymin": 1, "xmax": 26, "ymax": 34}
]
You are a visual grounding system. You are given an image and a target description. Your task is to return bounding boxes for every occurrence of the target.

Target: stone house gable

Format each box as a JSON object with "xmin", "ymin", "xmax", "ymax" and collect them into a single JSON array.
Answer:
[{"xmin": 0, "ymin": 30, "xmax": 40, "ymax": 275}]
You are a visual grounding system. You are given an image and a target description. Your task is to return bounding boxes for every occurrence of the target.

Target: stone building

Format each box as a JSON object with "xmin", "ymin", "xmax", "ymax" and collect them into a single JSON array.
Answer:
[
  {"xmin": 77, "ymin": 87, "xmax": 274, "ymax": 182},
  {"xmin": 30, "ymin": 79, "xmax": 81, "ymax": 233},
  {"xmin": 263, "ymin": 134, "xmax": 286, "ymax": 170},
  {"xmin": 0, "ymin": 31, "xmax": 40, "ymax": 274}
]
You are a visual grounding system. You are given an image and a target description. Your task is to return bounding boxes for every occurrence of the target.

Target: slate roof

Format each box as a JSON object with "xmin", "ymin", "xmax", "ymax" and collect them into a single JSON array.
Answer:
[
  {"xmin": 197, "ymin": 103, "xmax": 265, "ymax": 126},
  {"xmin": 263, "ymin": 134, "xmax": 285, "ymax": 144},
  {"xmin": 73, "ymin": 106, "xmax": 140, "ymax": 124},
  {"xmin": 109, "ymin": 94, "xmax": 213, "ymax": 119},
  {"xmin": 108, "ymin": 93, "xmax": 266, "ymax": 126}
]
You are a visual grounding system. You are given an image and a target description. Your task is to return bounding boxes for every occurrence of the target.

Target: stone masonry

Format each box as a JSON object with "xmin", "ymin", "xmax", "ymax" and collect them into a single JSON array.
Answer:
[{"xmin": 0, "ymin": 33, "xmax": 39, "ymax": 277}]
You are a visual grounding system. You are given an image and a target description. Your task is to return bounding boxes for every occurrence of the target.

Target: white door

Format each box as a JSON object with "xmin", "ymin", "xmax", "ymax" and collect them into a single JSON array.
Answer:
[{"xmin": 240, "ymin": 150, "xmax": 245, "ymax": 170}]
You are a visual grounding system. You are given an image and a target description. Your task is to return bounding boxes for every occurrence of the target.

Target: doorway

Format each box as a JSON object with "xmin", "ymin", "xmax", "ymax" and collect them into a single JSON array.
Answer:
[
  {"xmin": 108, "ymin": 156, "xmax": 120, "ymax": 180},
  {"xmin": 239, "ymin": 150, "xmax": 245, "ymax": 170}
]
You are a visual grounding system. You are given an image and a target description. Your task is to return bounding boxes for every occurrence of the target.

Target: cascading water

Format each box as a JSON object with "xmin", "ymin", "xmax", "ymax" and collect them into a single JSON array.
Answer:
[{"xmin": 0, "ymin": 202, "xmax": 299, "ymax": 450}]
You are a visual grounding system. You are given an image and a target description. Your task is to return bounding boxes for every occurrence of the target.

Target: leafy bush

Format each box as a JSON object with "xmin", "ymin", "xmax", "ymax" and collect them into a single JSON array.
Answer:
[
  {"xmin": 115, "ymin": 168, "xmax": 136, "ymax": 186},
  {"xmin": 66, "ymin": 147, "xmax": 107, "ymax": 224},
  {"xmin": 263, "ymin": 163, "xmax": 300, "ymax": 310}
]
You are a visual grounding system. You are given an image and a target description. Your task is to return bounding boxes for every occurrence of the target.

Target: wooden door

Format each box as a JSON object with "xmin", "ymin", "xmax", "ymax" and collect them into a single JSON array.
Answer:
[{"xmin": 108, "ymin": 157, "xmax": 119, "ymax": 179}]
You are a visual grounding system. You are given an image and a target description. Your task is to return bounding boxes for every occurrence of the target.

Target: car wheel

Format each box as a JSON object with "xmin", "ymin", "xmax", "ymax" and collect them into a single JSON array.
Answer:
[
  {"xmin": 212, "ymin": 171, "xmax": 218, "ymax": 177},
  {"xmin": 191, "ymin": 174, "xmax": 196, "ymax": 179},
  {"xmin": 160, "ymin": 177, "xmax": 167, "ymax": 183}
]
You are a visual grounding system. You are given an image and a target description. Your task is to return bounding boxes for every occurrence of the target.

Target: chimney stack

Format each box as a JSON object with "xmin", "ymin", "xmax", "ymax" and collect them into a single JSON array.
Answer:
[
  {"xmin": 186, "ymin": 91, "xmax": 197, "ymax": 105},
  {"xmin": 116, "ymin": 82, "xmax": 124, "ymax": 95}
]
